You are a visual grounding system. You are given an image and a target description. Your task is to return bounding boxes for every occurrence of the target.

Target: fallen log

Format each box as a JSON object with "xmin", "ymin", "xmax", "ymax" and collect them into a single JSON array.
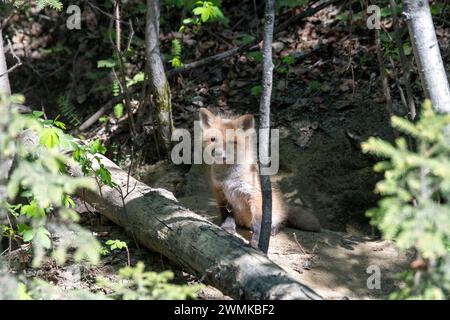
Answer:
[{"xmin": 70, "ymin": 153, "xmax": 321, "ymax": 300}]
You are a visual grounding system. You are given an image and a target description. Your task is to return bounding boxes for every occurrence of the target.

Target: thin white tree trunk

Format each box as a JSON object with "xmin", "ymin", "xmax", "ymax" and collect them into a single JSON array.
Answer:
[
  {"xmin": 257, "ymin": 0, "xmax": 275, "ymax": 253},
  {"xmin": 403, "ymin": 0, "xmax": 450, "ymax": 113},
  {"xmin": 0, "ymin": 29, "xmax": 11, "ymax": 97},
  {"xmin": 0, "ymin": 29, "xmax": 12, "ymax": 197}
]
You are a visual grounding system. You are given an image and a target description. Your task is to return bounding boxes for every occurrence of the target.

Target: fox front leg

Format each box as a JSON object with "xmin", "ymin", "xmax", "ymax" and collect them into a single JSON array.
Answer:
[
  {"xmin": 213, "ymin": 187, "xmax": 237, "ymax": 234},
  {"xmin": 250, "ymin": 201, "xmax": 262, "ymax": 248}
]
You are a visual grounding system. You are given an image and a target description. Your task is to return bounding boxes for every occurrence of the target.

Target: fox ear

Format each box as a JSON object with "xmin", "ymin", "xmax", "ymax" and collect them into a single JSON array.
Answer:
[
  {"xmin": 237, "ymin": 115, "xmax": 255, "ymax": 131},
  {"xmin": 199, "ymin": 108, "xmax": 215, "ymax": 129}
]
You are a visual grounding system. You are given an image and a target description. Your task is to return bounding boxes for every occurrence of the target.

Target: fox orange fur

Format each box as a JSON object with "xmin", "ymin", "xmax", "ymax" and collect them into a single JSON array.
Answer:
[{"xmin": 199, "ymin": 108, "xmax": 320, "ymax": 246}]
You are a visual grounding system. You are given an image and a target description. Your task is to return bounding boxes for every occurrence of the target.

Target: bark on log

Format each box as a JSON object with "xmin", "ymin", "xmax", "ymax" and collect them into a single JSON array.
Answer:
[{"xmin": 70, "ymin": 154, "xmax": 321, "ymax": 300}]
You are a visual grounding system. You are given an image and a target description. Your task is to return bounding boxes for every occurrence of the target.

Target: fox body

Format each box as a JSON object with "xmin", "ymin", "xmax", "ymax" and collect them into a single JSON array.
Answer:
[{"xmin": 199, "ymin": 108, "xmax": 320, "ymax": 246}]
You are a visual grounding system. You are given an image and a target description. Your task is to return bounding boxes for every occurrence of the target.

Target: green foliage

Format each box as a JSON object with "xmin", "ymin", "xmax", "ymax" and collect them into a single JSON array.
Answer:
[
  {"xmin": 0, "ymin": 94, "xmax": 99, "ymax": 268},
  {"xmin": 114, "ymin": 103, "xmax": 124, "ymax": 119},
  {"xmin": 179, "ymin": 0, "xmax": 227, "ymax": 32},
  {"xmin": 127, "ymin": 71, "xmax": 145, "ymax": 87},
  {"xmin": 97, "ymin": 59, "xmax": 117, "ymax": 69},
  {"xmin": 362, "ymin": 100, "xmax": 450, "ymax": 299},
  {"xmin": 247, "ymin": 51, "xmax": 263, "ymax": 64},
  {"xmin": 73, "ymin": 138, "xmax": 117, "ymax": 189},
  {"xmin": 36, "ymin": 0, "xmax": 62, "ymax": 11},
  {"xmin": 250, "ymin": 85, "xmax": 262, "ymax": 97},
  {"xmin": 106, "ymin": 239, "xmax": 128, "ymax": 251},
  {"xmin": 235, "ymin": 34, "xmax": 255, "ymax": 46},
  {"xmin": 169, "ymin": 39, "xmax": 184, "ymax": 68},
  {"xmin": 431, "ymin": 3, "xmax": 446, "ymax": 16},
  {"xmin": 275, "ymin": 54, "xmax": 296, "ymax": 75},
  {"xmin": 97, "ymin": 262, "xmax": 202, "ymax": 300},
  {"xmin": 277, "ymin": 0, "xmax": 309, "ymax": 9},
  {"xmin": 381, "ymin": 32, "xmax": 412, "ymax": 60},
  {"xmin": 308, "ymin": 79, "xmax": 321, "ymax": 93},
  {"xmin": 57, "ymin": 95, "xmax": 81, "ymax": 127},
  {"xmin": 192, "ymin": 1, "xmax": 225, "ymax": 23},
  {"xmin": 5, "ymin": 0, "xmax": 63, "ymax": 10}
]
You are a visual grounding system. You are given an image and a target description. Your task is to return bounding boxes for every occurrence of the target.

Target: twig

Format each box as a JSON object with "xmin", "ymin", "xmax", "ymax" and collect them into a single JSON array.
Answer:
[
  {"xmin": 204, "ymin": 27, "xmax": 233, "ymax": 48},
  {"xmin": 293, "ymin": 232, "xmax": 307, "ymax": 255},
  {"xmin": 389, "ymin": 0, "xmax": 416, "ymax": 120},
  {"xmin": 78, "ymin": 86, "xmax": 139, "ymax": 132},
  {"xmin": 389, "ymin": 56, "xmax": 408, "ymax": 112},
  {"xmin": 85, "ymin": 0, "xmax": 130, "ymax": 26},
  {"xmin": 0, "ymin": 39, "xmax": 22, "ymax": 78},
  {"xmin": 126, "ymin": 19, "xmax": 135, "ymax": 52},
  {"xmin": 108, "ymin": 17, "xmax": 137, "ymax": 137},
  {"xmin": 434, "ymin": 16, "xmax": 450, "ymax": 27},
  {"xmin": 114, "ymin": 0, "xmax": 121, "ymax": 52},
  {"xmin": 125, "ymin": 246, "xmax": 131, "ymax": 266},
  {"xmin": 0, "ymin": 13, "xmax": 14, "ymax": 31},
  {"xmin": 253, "ymin": 0, "xmax": 259, "ymax": 36},
  {"xmin": 375, "ymin": 27, "xmax": 395, "ymax": 121},
  {"xmin": 4, "ymin": 211, "xmax": 13, "ymax": 267}
]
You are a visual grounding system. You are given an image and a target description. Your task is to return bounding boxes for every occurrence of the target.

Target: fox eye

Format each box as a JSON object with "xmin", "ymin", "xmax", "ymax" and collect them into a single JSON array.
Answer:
[{"xmin": 210, "ymin": 137, "xmax": 216, "ymax": 142}]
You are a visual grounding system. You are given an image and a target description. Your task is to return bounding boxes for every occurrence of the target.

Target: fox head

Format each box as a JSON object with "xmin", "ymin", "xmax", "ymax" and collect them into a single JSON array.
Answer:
[{"xmin": 198, "ymin": 108, "xmax": 257, "ymax": 165}]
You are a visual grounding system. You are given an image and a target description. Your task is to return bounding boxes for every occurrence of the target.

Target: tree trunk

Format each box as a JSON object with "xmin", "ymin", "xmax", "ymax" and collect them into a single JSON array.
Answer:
[
  {"xmin": 0, "ymin": 29, "xmax": 11, "ymax": 97},
  {"xmin": 145, "ymin": 0, "xmax": 174, "ymax": 154},
  {"xmin": 257, "ymin": 0, "xmax": 275, "ymax": 253},
  {"xmin": 70, "ymin": 154, "xmax": 321, "ymax": 300},
  {"xmin": 403, "ymin": 0, "xmax": 450, "ymax": 113},
  {"xmin": 0, "ymin": 29, "xmax": 12, "ymax": 200}
]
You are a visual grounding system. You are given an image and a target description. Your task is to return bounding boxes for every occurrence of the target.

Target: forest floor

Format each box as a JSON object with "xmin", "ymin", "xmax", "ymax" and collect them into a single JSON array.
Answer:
[{"xmin": 5, "ymin": 0, "xmax": 450, "ymax": 299}]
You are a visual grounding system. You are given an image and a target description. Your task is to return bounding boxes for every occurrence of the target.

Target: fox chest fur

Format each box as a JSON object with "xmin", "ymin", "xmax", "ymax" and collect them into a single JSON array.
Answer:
[{"xmin": 210, "ymin": 164, "xmax": 263, "ymax": 229}]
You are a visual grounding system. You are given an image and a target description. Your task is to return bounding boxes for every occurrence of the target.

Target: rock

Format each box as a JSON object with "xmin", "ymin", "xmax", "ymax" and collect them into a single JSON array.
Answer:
[{"xmin": 272, "ymin": 41, "xmax": 285, "ymax": 53}]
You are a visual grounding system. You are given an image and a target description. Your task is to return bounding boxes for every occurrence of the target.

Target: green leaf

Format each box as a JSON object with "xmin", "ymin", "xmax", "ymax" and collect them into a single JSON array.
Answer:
[
  {"xmin": 18, "ymin": 283, "xmax": 32, "ymax": 300},
  {"xmin": 97, "ymin": 59, "xmax": 116, "ymax": 68},
  {"xmin": 236, "ymin": 34, "xmax": 255, "ymax": 46},
  {"xmin": 63, "ymin": 194, "xmax": 76, "ymax": 208},
  {"xmin": 247, "ymin": 52, "xmax": 263, "ymax": 64},
  {"xmin": 36, "ymin": 227, "xmax": 52, "ymax": 249},
  {"xmin": 39, "ymin": 127, "xmax": 61, "ymax": 149},
  {"xmin": 251, "ymin": 85, "xmax": 262, "ymax": 97},
  {"xmin": 106, "ymin": 239, "xmax": 127, "ymax": 251},
  {"xmin": 128, "ymin": 71, "xmax": 145, "ymax": 86},
  {"xmin": 20, "ymin": 200, "xmax": 46, "ymax": 219},
  {"xmin": 96, "ymin": 165, "xmax": 112, "ymax": 186},
  {"xmin": 90, "ymin": 139, "xmax": 107, "ymax": 155},
  {"xmin": 53, "ymin": 120, "xmax": 66, "ymax": 130},
  {"xmin": 114, "ymin": 103, "xmax": 124, "ymax": 118},
  {"xmin": 18, "ymin": 223, "xmax": 31, "ymax": 235},
  {"xmin": 22, "ymin": 229, "xmax": 36, "ymax": 242},
  {"xmin": 282, "ymin": 55, "xmax": 295, "ymax": 66},
  {"xmin": 32, "ymin": 111, "xmax": 45, "ymax": 118}
]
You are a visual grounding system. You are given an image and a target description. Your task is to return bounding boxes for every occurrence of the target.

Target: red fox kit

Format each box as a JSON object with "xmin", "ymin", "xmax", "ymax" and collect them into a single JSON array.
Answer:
[{"xmin": 199, "ymin": 108, "xmax": 321, "ymax": 246}]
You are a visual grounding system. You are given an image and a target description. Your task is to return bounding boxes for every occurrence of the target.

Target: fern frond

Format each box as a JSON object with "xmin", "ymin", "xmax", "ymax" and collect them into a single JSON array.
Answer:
[
  {"xmin": 169, "ymin": 39, "xmax": 184, "ymax": 68},
  {"xmin": 57, "ymin": 95, "xmax": 81, "ymax": 126},
  {"xmin": 112, "ymin": 80, "xmax": 120, "ymax": 97},
  {"xmin": 36, "ymin": 0, "xmax": 63, "ymax": 11}
]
